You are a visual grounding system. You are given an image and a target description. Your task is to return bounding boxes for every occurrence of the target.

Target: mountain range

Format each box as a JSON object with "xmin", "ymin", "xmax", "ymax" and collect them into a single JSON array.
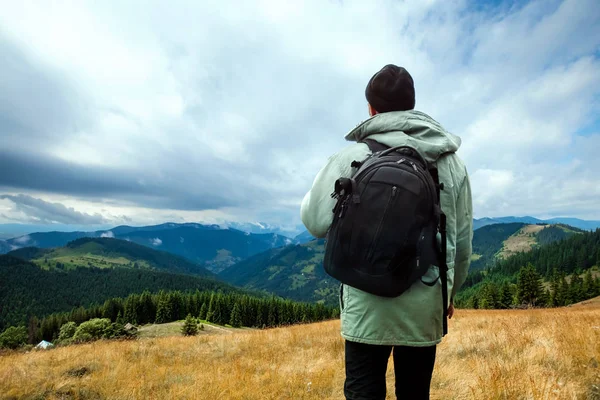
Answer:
[
  {"xmin": 2, "ymin": 219, "xmax": 598, "ymax": 331},
  {"xmin": 217, "ymin": 222, "xmax": 593, "ymax": 304},
  {"xmin": 8, "ymin": 237, "xmax": 215, "ymax": 277},
  {"xmin": 472, "ymin": 217, "xmax": 600, "ymax": 231},
  {"xmin": 0, "ymin": 223, "xmax": 293, "ymax": 273}
]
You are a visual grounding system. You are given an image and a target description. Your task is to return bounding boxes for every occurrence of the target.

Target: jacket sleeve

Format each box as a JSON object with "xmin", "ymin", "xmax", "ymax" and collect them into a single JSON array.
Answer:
[
  {"xmin": 300, "ymin": 144, "xmax": 370, "ymax": 238},
  {"xmin": 451, "ymin": 171, "xmax": 473, "ymax": 299}
]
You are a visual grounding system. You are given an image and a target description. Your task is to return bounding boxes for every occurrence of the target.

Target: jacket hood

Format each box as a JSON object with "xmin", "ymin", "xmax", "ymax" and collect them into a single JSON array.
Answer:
[{"xmin": 344, "ymin": 110, "xmax": 461, "ymax": 162}]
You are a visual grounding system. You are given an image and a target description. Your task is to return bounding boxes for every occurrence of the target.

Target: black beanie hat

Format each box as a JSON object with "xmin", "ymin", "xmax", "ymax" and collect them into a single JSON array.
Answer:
[{"xmin": 365, "ymin": 64, "xmax": 415, "ymax": 113}]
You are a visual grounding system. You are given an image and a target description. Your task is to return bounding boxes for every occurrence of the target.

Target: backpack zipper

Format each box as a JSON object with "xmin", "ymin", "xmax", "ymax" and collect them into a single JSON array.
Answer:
[{"xmin": 366, "ymin": 186, "xmax": 397, "ymax": 261}]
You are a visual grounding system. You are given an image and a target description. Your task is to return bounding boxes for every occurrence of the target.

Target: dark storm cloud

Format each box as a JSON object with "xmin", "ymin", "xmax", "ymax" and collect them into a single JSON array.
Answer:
[
  {"xmin": 0, "ymin": 194, "xmax": 107, "ymax": 224},
  {"xmin": 0, "ymin": 149, "xmax": 242, "ymax": 210},
  {"xmin": 0, "ymin": 0, "xmax": 599, "ymax": 227}
]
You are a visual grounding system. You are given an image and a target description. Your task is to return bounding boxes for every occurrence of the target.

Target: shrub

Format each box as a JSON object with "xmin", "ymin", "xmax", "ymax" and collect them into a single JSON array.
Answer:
[
  {"xmin": 58, "ymin": 322, "xmax": 78, "ymax": 341},
  {"xmin": 181, "ymin": 314, "xmax": 198, "ymax": 336},
  {"xmin": 0, "ymin": 326, "xmax": 28, "ymax": 349},
  {"xmin": 103, "ymin": 322, "xmax": 130, "ymax": 339},
  {"xmin": 73, "ymin": 318, "xmax": 112, "ymax": 342}
]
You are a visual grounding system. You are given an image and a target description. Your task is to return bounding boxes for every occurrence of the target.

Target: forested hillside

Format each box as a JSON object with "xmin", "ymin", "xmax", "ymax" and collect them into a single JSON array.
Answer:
[
  {"xmin": 23, "ymin": 290, "xmax": 338, "ymax": 344},
  {"xmin": 220, "ymin": 223, "xmax": 587, "ymax": 305},
  {"xmin": 471, "ymin": 223, "xmax": 525, "ymax": 270},
  {"xmin": 470, "ymin": 223, "xmax": 582, "ymax": 271},
  {"xmin": 455, "ymin": 229, "xmax": 600, "ymax": 309},
  {"xmin": 219, "ymin": 239, "xmax": 339, "ymax": 305},
  {"xmin": 0, "ymin": 255, "xmax": 236, "ymax": 331},
  {"xmin": 8, "ymin": 237, "xmax": 214, "ymax": 277}
]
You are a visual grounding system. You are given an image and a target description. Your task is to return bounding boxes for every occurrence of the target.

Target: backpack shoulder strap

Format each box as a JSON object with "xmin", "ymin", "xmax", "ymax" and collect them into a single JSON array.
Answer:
[{"xmin": 429, "ymin": 162, "xmax": 449, "ymax": 336}]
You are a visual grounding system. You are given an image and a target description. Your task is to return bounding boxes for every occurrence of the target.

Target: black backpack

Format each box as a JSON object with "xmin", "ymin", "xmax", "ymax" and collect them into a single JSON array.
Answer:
[{"xmin": 324, "ymin": 139, "xmax": 450, "ymax": 334}]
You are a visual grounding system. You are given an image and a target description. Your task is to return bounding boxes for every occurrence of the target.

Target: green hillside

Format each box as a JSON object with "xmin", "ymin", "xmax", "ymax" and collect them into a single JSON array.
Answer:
[
  {"xmin": 0, "ymin": 254, "xmax": 236, "ymax": 331},
  {"xmin": 8, "ymin": 237, "xmax": 214, "ymax": 277},
  {"xmin": 456, "ymin": 228, "xmax": 600, "ymax": 309},
  {"xmin": 2, "ymin": 223, "xmax": 294, "ymax": 273},
  {"xmin": 471, "ymin": 223, "xmax": 526, "ymax": 270},
  {"xmin": 219, "ymin": 223, "xmax": 586, "ymax": 306},
  {"xmin": 471, "ymin": 223, "xmax": 582, "ymax": 271},
  {"xmin": 219, "ymin": 239, "xmax": 340, "ymax": 305}
]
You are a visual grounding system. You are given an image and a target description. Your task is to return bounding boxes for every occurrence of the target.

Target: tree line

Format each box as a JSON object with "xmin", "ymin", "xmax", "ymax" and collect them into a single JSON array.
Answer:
[
  {"xmin": 16, "ymin": 289, "xmax": 338, "ymax": 345},
  {"xmin": 455, "ymin": 264, "xmax": 600, "ymax": 309},
  {"xmin": 467, "ymin": 229, "xmax": 600, "ymax": 290},
  {"xmin": 0, "ymin": 254, "xmax": 237, "ymax": 331}
]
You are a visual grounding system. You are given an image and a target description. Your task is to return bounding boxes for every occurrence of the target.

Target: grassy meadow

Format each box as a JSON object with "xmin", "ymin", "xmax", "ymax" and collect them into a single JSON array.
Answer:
[{"xmin": 1, "ymin": 299, "xmax": 599, "ymax": 400}]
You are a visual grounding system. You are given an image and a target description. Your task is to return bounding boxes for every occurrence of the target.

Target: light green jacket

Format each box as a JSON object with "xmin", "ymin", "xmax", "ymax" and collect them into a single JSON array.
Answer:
[{"xmin": 301, "ymin": 110, "xmax": 473, "ymax": 346}]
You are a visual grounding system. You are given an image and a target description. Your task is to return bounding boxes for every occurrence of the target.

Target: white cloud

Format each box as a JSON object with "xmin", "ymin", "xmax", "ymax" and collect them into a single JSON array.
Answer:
[
  {"xmin": 14, "ymin": 235, "xmax": 31, "ymax": 245},
  {"xmin": 100, "ymin": 231, "xmax": 114, "ymax": 238},
  {"xmin": 150, "ymin": 237, "xmax": 162, "ymax": 246},
  {"xmin": 0, "ymin": 0, "xmax": 598, "ymax": 225}
]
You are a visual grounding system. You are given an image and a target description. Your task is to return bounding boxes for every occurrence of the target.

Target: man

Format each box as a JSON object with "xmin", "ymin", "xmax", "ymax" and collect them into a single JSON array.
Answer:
[{"xmin": 300, "ymin": 64, "xmax": 473, "ymax": 399}]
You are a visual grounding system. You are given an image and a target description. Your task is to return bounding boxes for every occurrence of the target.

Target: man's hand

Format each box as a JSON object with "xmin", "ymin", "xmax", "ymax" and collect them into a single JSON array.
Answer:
[{"xmin": 448, "ymin": 302, "xmax": 455, "ymax": 319}]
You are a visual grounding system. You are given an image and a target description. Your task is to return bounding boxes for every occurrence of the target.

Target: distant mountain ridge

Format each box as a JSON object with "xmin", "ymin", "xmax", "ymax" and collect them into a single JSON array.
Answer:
[
  {"xmin": 474, "ymin": 217, "xmax": 600, "ymax": 231},
  {"xmin": 1, "ymin": 223, "xmax": 295, "ymax": 273},
  {"xmin": 470, "ymin": 223, "xmax": 583, "ymax": 271},
  {"xmin": 8, "ymin": 237, "xmax": 215, "ymax": 277},
  {"xmin": 219, "ymin": 223, "xmax": 586, "ymax": 304}
]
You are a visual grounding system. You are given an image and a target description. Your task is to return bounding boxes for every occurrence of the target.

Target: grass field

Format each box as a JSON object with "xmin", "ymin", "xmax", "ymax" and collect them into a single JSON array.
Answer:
[
  {"xmin": 137, "ymin": 320, "xmax": 248, "ymax": 339},
  {"xmin": 1, "ymin": 301, "xmax": 599, "ymax": 399}
]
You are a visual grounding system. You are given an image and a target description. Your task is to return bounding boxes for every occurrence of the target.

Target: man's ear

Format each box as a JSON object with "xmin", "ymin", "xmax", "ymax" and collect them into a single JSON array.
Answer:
[{"xmin": 368, "ymin": 103, "xmax": 378, "ymax": 117}]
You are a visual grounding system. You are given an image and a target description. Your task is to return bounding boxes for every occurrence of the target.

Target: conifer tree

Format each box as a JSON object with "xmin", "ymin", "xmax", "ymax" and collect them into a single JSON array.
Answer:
[
  {"xmin": 155, "ymin": 297, "xmax": 171, "ymax": 324},
  {"xmin": 181, "ymin": 314, "xmax": 198, "ymax": 336},
  {"xmin": 198, "ymin": 303, "xmax": 208, "ymax": 321},
  {"xmin": 229, "ymin": 303, "xmax": 243, "ymax": 328},
  {"xmin": 569, "ymin": 274, "xmax": 584, "ymax": 304},
  {"xmin": 582, "ymin": 270, "xmax": 594, "ymax": 299},
  {"xmin": 267, "ymin": 301, "xmax": 278, "ymax": 327},
  {"xmin": 516, "ymin": 263, "xmax": 544, "ymax": 306},
  {"xmin": 499, "ymin": 282, "xmax": 514, "ymax": 309}
]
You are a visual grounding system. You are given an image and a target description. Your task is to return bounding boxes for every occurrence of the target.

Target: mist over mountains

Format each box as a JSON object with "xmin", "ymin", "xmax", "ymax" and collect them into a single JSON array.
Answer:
[{"xmin": 0, "ymin": 222, "xmax": 294, "ymax": 273}]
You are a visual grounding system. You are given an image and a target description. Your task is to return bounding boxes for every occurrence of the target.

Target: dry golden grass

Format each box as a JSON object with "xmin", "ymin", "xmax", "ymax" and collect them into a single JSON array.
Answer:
[{"xmin": 1, "ymin": 302, "xmax": 599, "ymax": 400}]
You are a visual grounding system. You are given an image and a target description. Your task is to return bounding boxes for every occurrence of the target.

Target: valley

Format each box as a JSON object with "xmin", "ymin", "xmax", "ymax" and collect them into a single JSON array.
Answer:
[{"xmin": 1, "ymin": 301, "xmax": 598, "ymax": 400}]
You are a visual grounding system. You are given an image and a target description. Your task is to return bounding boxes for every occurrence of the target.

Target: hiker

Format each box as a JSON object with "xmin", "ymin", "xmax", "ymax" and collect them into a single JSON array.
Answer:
[{"xmin": 300, "ymin": 64, "xmax": 473, "ymax": 400}]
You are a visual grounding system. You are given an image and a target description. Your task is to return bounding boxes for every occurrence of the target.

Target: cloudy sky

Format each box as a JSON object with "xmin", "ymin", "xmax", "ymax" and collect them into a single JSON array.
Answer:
[{"xmin": 0, "ymin": 0, "xmax": 599, "ymax": 235}]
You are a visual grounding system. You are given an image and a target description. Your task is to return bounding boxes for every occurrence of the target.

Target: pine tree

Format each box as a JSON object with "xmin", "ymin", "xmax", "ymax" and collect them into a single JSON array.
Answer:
[
  {"xmin": 582, "ymin": 270, "xmax": 595, "ymax": 299},
  {"xmin": 229, "ymin": 303, "xmax": 243, "ymax": 328},
  {"xmin": 198, "ymin": 303, "xmax": 208, "ymax": 321},
  {"xmin": 499, "ymin": 282, "xmax": 513, "ymax": 309},
  {"xmin": 560, "ymin": 276, "xmax": 573, "ymax": 305},
  {"xmin": 123, "ymin": 295, "xmax": 138, "ymax": 325},
  {"xmin": 181, "ymin": 314, "xmax": 198, "ymax": 336},
  {"xmin": 516, "ymin": 264, "xmax": 544, "ymax": 307},
  {"xmin": 206, "ymin": 294, "xmax": 216, "ymax": 322},
  {"xmin": 267, "ymin": 301, "xmax": 278, "ymax": 327},
  {"xmin": 549, "ymin": 270, "xmax": 560, "ymax": 307},
  {"xmin": 569, "ymin": 274, "xmax": 584, "ymax": 304},
  {"xmin": 155, "ymin": 297, "xmax": 172, "ymax": 324}
]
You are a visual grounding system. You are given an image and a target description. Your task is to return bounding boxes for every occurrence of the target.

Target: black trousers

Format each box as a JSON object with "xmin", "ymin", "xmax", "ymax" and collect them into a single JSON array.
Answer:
[{"xmin": 344, "ymin": 340, "xmax": 436, "ymax": 400}]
